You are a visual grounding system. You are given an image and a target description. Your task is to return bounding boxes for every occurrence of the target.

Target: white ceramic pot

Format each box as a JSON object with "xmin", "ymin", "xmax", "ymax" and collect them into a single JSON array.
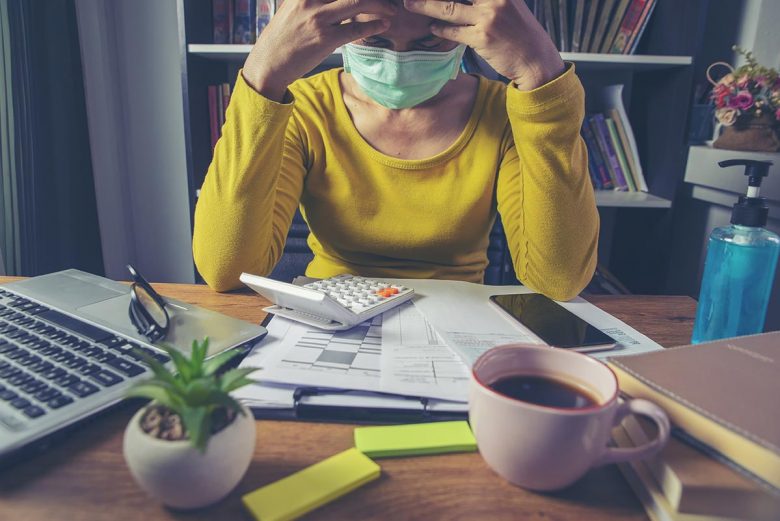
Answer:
[{"xmin": 123, "ymin": 403, "xmax": 256, "ymax": 509}]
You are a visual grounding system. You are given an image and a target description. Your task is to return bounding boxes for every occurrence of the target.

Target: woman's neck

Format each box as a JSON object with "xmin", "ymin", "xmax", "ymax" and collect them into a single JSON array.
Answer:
[{"xmin": 338, "ymin": 70, "xmax": 480, "ymax": 160}]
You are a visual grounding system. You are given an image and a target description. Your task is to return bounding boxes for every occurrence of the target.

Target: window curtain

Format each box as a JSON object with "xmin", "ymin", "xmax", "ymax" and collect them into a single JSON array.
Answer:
[
  {"xmin": 0, "ymin": 0, "xmax": 102, "ymax": 277},
  {"xmin": 0, "ymin": 0, "xmax": 19, "ymax": 275}
]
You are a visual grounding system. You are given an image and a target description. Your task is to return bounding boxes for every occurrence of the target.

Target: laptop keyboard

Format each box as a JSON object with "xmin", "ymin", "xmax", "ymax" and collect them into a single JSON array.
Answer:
[{"xmin": 0, "ymin": 288, "xmax": 168, "ymax": 432}]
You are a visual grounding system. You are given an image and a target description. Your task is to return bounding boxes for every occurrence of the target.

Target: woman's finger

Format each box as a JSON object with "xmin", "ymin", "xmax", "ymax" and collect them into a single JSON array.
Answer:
[
  {"xmin": 321, "ymin": 0, "xmax": 397, "ymax": 24},
  {"xmin": 429, "ymin": 22, "xmax": 477, "ymax": 46},
  {"xmin": 329, "ymin": 18, "xmax": 391, "ymax": 46},
  {"xmin": 402, "ymin": 0, "xmax": 475, "ymax": 25}
]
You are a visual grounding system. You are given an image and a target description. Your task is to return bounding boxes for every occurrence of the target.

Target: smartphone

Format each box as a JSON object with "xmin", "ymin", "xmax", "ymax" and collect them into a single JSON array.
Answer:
[{"xmin": 489, "ymin": 293, "xmax": 617, "ymax": 353}]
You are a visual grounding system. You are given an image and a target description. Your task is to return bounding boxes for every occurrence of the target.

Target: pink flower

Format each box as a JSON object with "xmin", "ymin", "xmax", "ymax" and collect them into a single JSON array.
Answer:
[
  {"xmin": 734, "ymin": 91, "xmax": 754, "ymax": 110},
  {"xmin": 756, "ymin": 75, "xmax": 768, "ymax": 87}
]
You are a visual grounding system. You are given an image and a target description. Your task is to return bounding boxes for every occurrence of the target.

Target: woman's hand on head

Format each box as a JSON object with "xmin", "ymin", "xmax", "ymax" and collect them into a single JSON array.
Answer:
[
  {"xmin": 243, "ymin": 0, "xmax": 396, "ymax": 101},
  {"xmin": 402, "ymin": 0, "xmax": 564, "ymax": 90}
]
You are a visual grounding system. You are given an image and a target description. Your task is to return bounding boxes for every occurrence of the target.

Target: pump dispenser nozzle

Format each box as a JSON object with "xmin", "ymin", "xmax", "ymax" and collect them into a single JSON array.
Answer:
[{"xmin": 719, "ymin": 159, "xmax": 773, "ymax": 227}]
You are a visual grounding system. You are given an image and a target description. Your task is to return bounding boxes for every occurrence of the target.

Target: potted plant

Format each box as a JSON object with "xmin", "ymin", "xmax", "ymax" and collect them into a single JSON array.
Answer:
[
  {"xmin": 708, "ymin": 47, "xmax": 780, "ymax": 152},
  {"xmin": 123, "ymin": 338, "xmax": 257, "ymax": 509}
]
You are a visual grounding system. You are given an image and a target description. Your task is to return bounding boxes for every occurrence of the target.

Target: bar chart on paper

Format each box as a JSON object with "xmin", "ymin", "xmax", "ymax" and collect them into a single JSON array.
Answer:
[
  {"xmin": 276, "ymin": 316, "xmax": 383, "ymax": 377},
  {"xmin": 258, "ymin": 303, "xmax": 472, "ymax": 402}
]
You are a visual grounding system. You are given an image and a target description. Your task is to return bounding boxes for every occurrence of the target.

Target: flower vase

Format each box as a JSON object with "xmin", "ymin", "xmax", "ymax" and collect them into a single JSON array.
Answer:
[{"xmin": 714, "ymin": 113, "xmax": 780, "ymax": 152}]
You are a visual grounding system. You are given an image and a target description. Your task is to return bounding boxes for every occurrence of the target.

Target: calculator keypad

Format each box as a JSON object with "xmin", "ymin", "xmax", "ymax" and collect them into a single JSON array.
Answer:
[{"xmin": 303, "ymin": 275, "xmax": 411, "ymax": 315}]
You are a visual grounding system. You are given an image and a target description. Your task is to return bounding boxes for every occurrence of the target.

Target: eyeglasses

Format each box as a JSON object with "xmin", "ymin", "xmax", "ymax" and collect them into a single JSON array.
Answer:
[{"xmin": 127, "ymin": 264, "xmax": 169, "ymax": 343}]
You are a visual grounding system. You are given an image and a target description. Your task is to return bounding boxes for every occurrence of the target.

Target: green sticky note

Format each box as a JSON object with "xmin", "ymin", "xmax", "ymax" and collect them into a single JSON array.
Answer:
[
  {"xmin": 354, "ymin": 421, "xmax": 477, "ymax": 458},
  {"xmin": 242, "ymin": 448, "xmax": 380, "ymax": 521}
]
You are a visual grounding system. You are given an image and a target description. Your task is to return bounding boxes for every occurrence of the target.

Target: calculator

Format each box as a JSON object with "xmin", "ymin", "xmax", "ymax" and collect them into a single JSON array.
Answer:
[{"xmin": 239, "ymin": 273, "xmax": 414, "ymax": 330}]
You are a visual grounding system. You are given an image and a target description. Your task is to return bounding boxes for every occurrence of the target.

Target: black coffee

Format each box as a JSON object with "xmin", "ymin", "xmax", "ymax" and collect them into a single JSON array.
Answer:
[{"xmin": 488, "ymin": 375, "xmax": 599, "ymax": 409}]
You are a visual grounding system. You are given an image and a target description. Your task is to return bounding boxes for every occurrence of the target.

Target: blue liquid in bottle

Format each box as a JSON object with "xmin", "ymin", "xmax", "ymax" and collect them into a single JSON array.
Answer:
[{"xmin": 692, "ymin": 225, "xmax": 780, "ymax": 343}]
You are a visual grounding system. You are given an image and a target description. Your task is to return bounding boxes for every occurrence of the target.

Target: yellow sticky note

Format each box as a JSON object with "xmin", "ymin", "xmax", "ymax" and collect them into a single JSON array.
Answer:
[
  {"xmin": 354, "ymin": 421, "xmax": 477, "ymax": 458},
  {"xmin": 242, "ymin": 448, "xmax": 380, "ymax": 521}
]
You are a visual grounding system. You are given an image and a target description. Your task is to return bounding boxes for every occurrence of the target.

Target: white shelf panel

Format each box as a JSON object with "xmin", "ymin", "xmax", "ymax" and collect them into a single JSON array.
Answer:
[
  {"xmin": 187, "ymin": 45, "xmax": 690, "ymax": 70},
  {"xmin": 560, "ymin": 52, "xmax": 691, "ymax": 70},
  {"xmin": 188, "ymin": 44, "xmax": 343, "ymax": 61},
  {"xmin": 595, "ymin": 191, "xmax": 672, "ymax": 208}
]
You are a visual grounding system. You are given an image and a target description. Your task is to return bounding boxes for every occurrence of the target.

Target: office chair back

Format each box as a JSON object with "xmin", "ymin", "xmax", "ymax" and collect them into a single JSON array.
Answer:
[{"xmin": 267, "ymin": 211, "xmax": 314, "ymax": 282}]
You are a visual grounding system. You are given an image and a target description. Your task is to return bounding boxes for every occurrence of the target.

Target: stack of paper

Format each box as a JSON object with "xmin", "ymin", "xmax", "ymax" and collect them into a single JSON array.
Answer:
[{"xmin": 233, "ymin": 278, "xmax": 664, "ymax": 418}]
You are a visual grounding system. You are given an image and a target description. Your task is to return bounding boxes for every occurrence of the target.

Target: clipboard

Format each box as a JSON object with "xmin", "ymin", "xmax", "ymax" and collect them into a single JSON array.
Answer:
[{"xmin": 245, "ymin": 384, "xmax": 468, "ymax": 424}]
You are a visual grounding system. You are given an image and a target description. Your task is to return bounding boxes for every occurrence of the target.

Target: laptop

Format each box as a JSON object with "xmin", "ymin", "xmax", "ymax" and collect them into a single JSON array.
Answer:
[{"xmin": 0, "ymin": 269, "xmax": 267, "ymax": 462}]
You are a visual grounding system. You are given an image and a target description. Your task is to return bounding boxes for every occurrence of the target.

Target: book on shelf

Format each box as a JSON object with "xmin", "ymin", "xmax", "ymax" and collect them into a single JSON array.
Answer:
[
  {"xmin": 613, "ymin": 426, "xmax": 759, "ymax": 521},
  {"xmin": 595, "ymin": 84, "xmax": 648, "ymax": 191},
  {"xmin": 581, "ymin": 120, "xmax": 613, "ymax": 189},
  {"xmin": 558, "ymin": 0, "xmax": 570, "ymax": 52},
  {"xmin": 531, "ymin": 0, "xmax": 656, "ymax": 54},
  {"xmin": 622, "ymin": 416, "xmax": 780, "ymax": 521},
  {"xmin": 542, "ymin": 0, "xmax": 558, "ymax": 52},
  {"xmin": 580, "ymin": 0, "xmax": 600, "ymax": 54},
  {"xmin": 590, "ymin": 113, "xmax": 629, "ymax": 190},
  {"xmin": 625, "ymin": 0, "xmax": 658, "ymax": 54},
  {"xmin": 610, "ymin": 0, "xmax": 650, "ymax": 54},
  {"xmin": 212, "ymin": 0, "xmax": 232, "ymax": 44},
  {"xmin": 233, "ymin": 0, "xmax": 256, "ymax": 44},
  {"xmin": 599, "ymin": 0, "xmax": 631, "ymax": 53},
  {"xmin": 607, "ymin": 108, "xmax": 641, "ymax": 189},
  {"xmin": 589, "ymin": 0, "xmax": 617, "ymax": 53},
  {"xmin": 570, "ymin": 0, "xmax": 587, "ymax": 52},
  {"xmin": 606, "ymin": 117, "xmax": 637, "ymax": 190},
  {"xmin": 213, "ymin": 0, "xmax": 280, "ymax": 44},
  {"xmin": 256, "ymin": 0, "xmax": 274, "ymax": 36},
  {"xmin": 208, "ymin": 82, "xmax": 233, "ymax": 151},
  {"xmin": 607, "ymin": 331, "xmax": 780, "ymax": 490}
]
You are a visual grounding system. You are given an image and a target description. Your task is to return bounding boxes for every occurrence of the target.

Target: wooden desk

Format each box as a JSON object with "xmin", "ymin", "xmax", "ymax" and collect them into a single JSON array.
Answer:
[{"xmin": 0, "ymin": 278, "xmax": 697, "ymax": 520}]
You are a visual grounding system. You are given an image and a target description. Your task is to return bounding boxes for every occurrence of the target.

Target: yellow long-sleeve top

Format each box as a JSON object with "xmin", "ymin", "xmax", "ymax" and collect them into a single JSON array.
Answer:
[{"xmin": 193, "ymin": 65, "xmax": 599, "ymax": 301}]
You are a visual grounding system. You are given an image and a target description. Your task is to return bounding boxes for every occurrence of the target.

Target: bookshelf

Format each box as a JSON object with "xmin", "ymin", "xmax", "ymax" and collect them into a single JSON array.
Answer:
[{"xmin": 176, "ymin": 0, "xmax": 708, "ymax": 292}]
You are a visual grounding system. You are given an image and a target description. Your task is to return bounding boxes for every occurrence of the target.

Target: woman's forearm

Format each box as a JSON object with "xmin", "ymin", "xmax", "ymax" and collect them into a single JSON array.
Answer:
[
  {"xmin": 498, "ymin": 65, "xmax": 599, "ymax": 301},
  {"xmin": 193, "ymin": 72, "xmax": 306, "ymax": 292}
]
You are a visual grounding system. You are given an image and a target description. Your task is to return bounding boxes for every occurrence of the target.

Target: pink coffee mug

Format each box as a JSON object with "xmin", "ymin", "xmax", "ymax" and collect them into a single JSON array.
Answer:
[{"xmin": 469, "ymin": 344, "xmax": 670, "ymax": 491}]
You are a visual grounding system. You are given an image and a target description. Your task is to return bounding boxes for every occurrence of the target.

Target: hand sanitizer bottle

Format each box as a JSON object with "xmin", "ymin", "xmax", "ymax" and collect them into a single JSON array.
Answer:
[{"xmin": 692, "ymin": 159, "xmax": 779, "ymax": 343}]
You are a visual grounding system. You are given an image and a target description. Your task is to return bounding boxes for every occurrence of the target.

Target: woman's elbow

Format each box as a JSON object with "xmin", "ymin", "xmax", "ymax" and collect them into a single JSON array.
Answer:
[
  {"xmin": 520, "ymin": 230, "xmax": 599, "ymax": 301},
  {"xmin": 192, "ymin": 241, "xmax": 243, "ymax": 293},
  {"xmin": 194, "ymin": 258, "xmax": 243, "ymax": 293}
]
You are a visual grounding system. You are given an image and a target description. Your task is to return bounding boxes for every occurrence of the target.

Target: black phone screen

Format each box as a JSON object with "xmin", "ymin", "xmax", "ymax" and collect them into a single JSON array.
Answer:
[{"xmin": 490, "ymin": 293, "xmax": 616, "ymax": 349}]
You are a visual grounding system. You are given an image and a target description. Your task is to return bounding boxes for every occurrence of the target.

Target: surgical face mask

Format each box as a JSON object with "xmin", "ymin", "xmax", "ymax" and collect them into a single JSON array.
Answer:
[{"xmin": 342, "ymin": 43, "xmax": 466, "ymax": 109}]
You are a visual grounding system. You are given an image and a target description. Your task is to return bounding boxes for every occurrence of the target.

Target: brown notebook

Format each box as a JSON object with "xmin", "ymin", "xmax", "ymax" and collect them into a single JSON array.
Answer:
[{"xmin": 607, "ymin": 331, "xmax": 780, "ymax": 490}]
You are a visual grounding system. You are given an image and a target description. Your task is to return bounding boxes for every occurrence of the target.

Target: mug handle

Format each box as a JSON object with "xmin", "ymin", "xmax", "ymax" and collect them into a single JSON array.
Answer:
[{"xmin": 596, "ymin": 398, "xmax": 670, "ymax": 466}]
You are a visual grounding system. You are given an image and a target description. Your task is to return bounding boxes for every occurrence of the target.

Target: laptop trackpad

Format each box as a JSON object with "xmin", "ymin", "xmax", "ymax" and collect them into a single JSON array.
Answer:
[
  {"xmin": 77, "ymin": 294, "xmax": 139, "ymax": 338},
  {"xmin": 13, "ymin": 272, "xmax": 126, "ymax": 309}
]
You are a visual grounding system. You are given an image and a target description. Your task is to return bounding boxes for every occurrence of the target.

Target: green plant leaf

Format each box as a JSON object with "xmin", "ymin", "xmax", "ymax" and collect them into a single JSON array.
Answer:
[
  {"xmin": 201, "ymin": 348, "xmax": 242, "ymax": 377},
  {"xmin": 161, "ymin": 345, "xmax": 194, "ymax": 382},
  {"xmin": 126, "ymin": 384, "xmax": 183, "ymax": 413},
  {"xmin": 132, "ymin": 349, "xmax": 183, "ymax": 391},
  {"xmin": 223, "ymin": 377, "xmax": 257, "ymax": 394},
  {"xmin": 219, "ymin": 367, "xmax": 258, "ymax": 393},
  {"xmin": 179, "ymin": 406, "xmax": 210, "ymax": 452},
  {"xmin": 189, "ymin": 337, "xmax": 209, "ymax": 377},
  {"xmin": 182, "ymin": 378, "xmax": 219, "ymax": 406}
]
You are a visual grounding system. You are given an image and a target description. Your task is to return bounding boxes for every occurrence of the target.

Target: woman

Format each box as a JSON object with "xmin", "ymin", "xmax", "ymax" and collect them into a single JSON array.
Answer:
[{"xmin": 193, "ymin": 0, "xmax": 599, "ymax": 301}]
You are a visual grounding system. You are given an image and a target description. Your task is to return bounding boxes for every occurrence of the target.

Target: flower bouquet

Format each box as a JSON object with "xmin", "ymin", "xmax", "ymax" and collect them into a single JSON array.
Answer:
[{"xmin": 708, "ymin": 47, "xmax": 780, "ymax": 152}]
